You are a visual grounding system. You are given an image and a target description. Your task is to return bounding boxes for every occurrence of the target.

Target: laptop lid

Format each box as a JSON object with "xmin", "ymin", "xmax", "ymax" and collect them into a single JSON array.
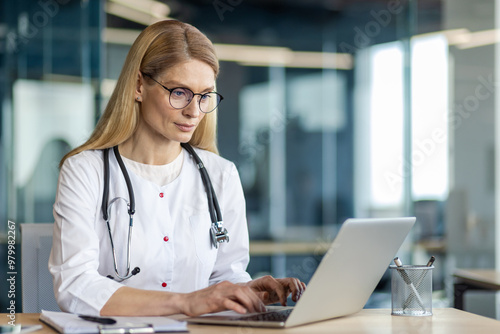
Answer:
[
  {"xmin": 285, "ymin": 216, "xmax": 415, "ymax": 327},
  {"xmin": 187, "ymin": 217, "xmax": 416, "ymax": 328}
]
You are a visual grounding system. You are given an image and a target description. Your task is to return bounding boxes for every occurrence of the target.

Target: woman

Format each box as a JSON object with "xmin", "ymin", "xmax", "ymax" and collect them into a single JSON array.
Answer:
[{"xmin": 49, "ymin": 19, "xmax": 305, "ymax": 317}]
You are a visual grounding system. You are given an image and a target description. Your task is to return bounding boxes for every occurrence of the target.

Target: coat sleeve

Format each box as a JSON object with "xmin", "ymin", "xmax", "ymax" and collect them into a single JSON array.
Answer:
[
  {"xmin": 49, "ymin": 152, "xmax": 123, "ymax": 315},
  {"xmin": 208, "ymin": 162, "xmax": 253, "ymax": 285}
]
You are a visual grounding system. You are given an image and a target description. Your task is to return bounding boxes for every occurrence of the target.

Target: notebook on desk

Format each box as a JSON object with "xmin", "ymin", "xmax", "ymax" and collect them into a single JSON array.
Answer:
[{"xmin": 187, "ymin": 217, "xmax": 416, "ymax": 328}]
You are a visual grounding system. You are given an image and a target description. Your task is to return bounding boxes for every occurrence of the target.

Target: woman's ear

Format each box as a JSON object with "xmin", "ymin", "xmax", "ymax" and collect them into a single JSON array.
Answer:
[{"xmin": 135, "ymin": 71, "xmax": 144, "ymax": 102}]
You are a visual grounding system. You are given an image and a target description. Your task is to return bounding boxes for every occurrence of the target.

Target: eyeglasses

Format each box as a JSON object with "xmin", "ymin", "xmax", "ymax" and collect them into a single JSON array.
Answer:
[{"xmin": 143, "ymin": 73, "xmax": 223, "ymax": 113}]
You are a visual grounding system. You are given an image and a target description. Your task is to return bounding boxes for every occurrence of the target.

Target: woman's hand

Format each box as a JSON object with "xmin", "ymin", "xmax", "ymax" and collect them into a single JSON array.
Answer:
[
  {"xmin": 242, "ymin": 276, "xmax": 306, "ymax": 306},
  {"xmin": 179, "ymin": 281, "xmax": 266, "ymax": 316},
  {"xmin": 100, "ymin": 278, "xmax": 305, "ymax": 317}
]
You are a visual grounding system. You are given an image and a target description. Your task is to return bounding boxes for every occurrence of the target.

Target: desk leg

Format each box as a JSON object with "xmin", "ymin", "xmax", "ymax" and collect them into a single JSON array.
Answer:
[{"xmin": 454, "ymin": 283, "xmax": 469, "ymax": 310}]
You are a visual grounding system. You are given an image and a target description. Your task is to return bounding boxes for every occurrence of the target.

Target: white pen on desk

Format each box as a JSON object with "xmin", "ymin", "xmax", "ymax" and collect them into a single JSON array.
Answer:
[
  {"xmin": 402, "ymin": 256, "xmax": 435, "ymax": 310},
  {"xmin": 393, "ymin": 257, "xmax": 426, "ymax": 312}
]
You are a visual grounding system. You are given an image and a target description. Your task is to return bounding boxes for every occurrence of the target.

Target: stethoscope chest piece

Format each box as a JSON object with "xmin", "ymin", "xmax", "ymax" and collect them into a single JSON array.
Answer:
[
  {"xmin": 211, "ymin": 221, "xmax": 229, "ymax": 248},
  {"xmin": 181, "ymin": 143, "xmax": 230, "ymax": 249}
]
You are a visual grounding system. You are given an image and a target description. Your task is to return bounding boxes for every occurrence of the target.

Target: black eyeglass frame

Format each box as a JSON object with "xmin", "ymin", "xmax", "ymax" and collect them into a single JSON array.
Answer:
[{"xmin": 142, "ymin": 73, "xmax": 223, "ymax": 114}]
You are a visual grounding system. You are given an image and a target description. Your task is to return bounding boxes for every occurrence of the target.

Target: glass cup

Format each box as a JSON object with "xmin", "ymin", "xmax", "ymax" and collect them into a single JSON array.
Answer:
[{"xmin": 390, "ymin": 265, "xmax": 433, "ymax": 316}]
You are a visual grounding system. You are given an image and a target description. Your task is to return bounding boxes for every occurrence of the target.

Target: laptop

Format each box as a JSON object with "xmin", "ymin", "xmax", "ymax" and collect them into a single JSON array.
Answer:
[{"xmin": 186, "ymin": 217, "xmax": 416, "ymax": 328}]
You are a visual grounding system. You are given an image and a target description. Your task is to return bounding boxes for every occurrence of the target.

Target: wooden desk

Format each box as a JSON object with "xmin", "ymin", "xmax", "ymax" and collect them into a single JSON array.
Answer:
[
  {"xmin": 3, "ymin": 309, "xmax": 500, "ymax": 333},
  {"xmin": 453, "ymin": 269, "xmax": 500, "ymax": 310}
]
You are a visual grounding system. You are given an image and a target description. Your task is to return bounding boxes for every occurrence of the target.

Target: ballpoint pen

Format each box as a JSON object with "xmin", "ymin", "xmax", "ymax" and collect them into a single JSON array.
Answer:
[
  {"xmin": 402, "ymin": 256, "xmax": 435, "ymax": 310},
  {"xmin": 393, "ymin": 257, "xmax": 426, "ymax": 312},
  {"xmin": 79, "ymin": 315, "xmax": 117, "ymax": 325}
]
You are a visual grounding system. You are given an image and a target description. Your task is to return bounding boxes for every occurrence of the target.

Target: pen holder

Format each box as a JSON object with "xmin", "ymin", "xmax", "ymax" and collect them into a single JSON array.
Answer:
[{"xmin": 390, "ymin": 265, "xmax": 433, "ymax": 316}]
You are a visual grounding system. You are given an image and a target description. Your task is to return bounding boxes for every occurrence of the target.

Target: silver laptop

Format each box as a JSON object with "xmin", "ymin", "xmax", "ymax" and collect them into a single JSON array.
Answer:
[{"xmin": 187, "ymin": 217, "xmax": 416, "ymax": 328}]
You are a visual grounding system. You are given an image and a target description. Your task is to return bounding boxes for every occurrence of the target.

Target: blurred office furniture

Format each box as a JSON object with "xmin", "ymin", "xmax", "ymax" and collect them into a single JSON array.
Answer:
[
  {"xmin": 249, "ymin": 241, "xmax": 330, "ymax": 256},
  {"xmin": 20, "ymin": 223, "xmax": 60, "ymax": 313},
  {"xmin": 414, "ymin": 200, "xmax": 446, "ymax": 291},
  {"xmin": 446, "ymin": 189, "xmax": 498, "ymax": 319},
  {"xmin": 414, "ymin": 200, "xmax": 444, "ymax": 241},
  {"xmin": 453, "ymin": 269, "xmax": 500, "ymax": 319}
]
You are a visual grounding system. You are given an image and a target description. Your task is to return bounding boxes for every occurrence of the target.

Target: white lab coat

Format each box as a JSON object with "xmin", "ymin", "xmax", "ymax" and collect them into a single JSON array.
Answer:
[{"xmin": 49, "ymin": 147, "xmax": 252, "ymax": 315}]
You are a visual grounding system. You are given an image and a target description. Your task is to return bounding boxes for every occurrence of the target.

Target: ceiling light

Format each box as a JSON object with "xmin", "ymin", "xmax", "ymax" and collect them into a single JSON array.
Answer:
[
  {"xmin": 416, "ymin": 28, "xmax": 500, "ymax": 50},
  {"xmin": 102, "ymin": 29, "xmax": 353, "ymax": 70},
  {"xmin": 103, "ymin": 27, "xmax": 141, "ymax": 45},
  {"xmin": 106, "ymin": 0, "xmax": 171, "ymax": 26},
  {"xmin": 109, "ymin": 0, "xmax": 170, "ymax": 18},
  {"xmin": 215, "ymin": 43, "xmax": 353, "ymax": 70},
  {"xmin": 455, "ymin": 29, "xmax": 499, "ymax": 49}
]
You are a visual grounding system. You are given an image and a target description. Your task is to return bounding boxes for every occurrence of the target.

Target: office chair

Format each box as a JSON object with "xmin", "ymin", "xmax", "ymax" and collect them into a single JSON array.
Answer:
[{"xmin": 20, "ymin": 223, "xmax": 60, "ymax": 313}]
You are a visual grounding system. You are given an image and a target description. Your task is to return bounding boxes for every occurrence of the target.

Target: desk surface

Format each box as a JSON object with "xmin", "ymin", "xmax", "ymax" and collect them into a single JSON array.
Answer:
[
  {"xmin": 453, "ymin": 269, "xmax": 500, "ymax": 290},
  {"xmin": 3, "ymin": 309, "xmax": 500, "ymax": 333}
]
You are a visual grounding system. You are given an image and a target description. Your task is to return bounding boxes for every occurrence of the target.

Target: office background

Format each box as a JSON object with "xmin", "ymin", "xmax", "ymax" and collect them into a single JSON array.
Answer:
[{"xmin": 1, "ymin": 0, "xmax": 499, "ymax": 317}]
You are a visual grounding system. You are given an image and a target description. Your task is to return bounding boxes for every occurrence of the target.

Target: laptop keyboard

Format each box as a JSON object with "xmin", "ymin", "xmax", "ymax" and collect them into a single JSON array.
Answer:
[{"xmin": 231, "ymin": 308, "xmax": 293, "ymax": 322}]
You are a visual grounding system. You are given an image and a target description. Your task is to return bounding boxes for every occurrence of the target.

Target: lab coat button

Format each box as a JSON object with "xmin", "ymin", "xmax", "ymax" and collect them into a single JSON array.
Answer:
[
  {"xmin": 163, "ymin": 236, "xmax": 169, "ymax": 242},
  {"xmin": 162, "ymin": 282, "xmax": 167, "ymax": 288},
  {"xmin": 159, "ymin": 192, "xmax": 164, "ymax": 198}
]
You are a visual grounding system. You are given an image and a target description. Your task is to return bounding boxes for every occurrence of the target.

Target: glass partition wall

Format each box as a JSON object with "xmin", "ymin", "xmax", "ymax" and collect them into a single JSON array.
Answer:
[
  {"xmin": 0, "ymin": 0, "xmax": 103, "ymax": 311},
  {"xmin": 1, "ymin": 0, "xmax": 103, "ymax": 225},
  {"xmin": 206, "ymin": 2, "xmax": 419, "ymax": 290},
  {"xmin": 2, "ymin": 0, "xmax": 499, "ymax": 314}
]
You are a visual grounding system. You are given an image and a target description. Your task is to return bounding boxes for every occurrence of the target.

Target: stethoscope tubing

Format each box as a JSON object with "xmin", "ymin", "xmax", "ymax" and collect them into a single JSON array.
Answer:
[
  {"xmin": 105, "ymin": 197, "xmax": 135, "ymax": 281},
  {"xmin": 102, "ymin": 147, "xmax": 137, "ymax": 281},
  {"xmin": 102, "ymin": 143, "xmax": 227, "ymax": 281},
  {"xmin": 181, "ymin": 143, "xmax": 222, "ymax": 225}
]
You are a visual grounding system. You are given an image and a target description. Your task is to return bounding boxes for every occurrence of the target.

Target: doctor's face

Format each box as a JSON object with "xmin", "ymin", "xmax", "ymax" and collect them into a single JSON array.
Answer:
[{"xmin": 138, "ymin": 59, "xmax": 216, "ymax": 146}]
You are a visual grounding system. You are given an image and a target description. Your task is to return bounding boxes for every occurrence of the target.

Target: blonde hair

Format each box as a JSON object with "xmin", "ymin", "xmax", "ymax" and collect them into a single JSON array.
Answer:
[{"xmin": 60, "ymin": 20, "xmax": 220, "ymax": 167}]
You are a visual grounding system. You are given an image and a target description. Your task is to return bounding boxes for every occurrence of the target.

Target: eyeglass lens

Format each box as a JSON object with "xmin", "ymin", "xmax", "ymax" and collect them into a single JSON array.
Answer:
[{"xmin": 169, "ymin": 88, "xmax": 221, "ymax": 113}]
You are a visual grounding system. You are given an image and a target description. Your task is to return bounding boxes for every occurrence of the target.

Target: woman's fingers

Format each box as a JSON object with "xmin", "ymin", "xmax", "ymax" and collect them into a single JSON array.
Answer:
[
  {"xmin": 231, "ymin": 284, "xmax": 266, "ymax": 313},
  {"xmin": 281, "ymin": 278, "xmax": 305, "ymax": 302},
  {"xmin": 263, "ymin": 276, "xmax": 287, "ymax": 305},
  {"xmin": 223, "ymin": 298, "xmax": 248, "ymax": 314},
  {"xmin": 247, "ymin": 276, "xmax": 290, "ymax": 305},
  {"xmin": 181, "ymin": 277, "xmax": 307, "ymax": 316},
  {"xmin": 182, "ymin": 281, "xmax": 266, "ymax": 316},
  {"xmin": 248, "ymin": 276, "xmax": 307, "ymax": 305}
]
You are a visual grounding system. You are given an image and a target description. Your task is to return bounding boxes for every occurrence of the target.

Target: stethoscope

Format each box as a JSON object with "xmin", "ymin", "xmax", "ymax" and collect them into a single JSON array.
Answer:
[{"xmin": 101, "ymin": 143, "xmax": 229, "ymax": 282}]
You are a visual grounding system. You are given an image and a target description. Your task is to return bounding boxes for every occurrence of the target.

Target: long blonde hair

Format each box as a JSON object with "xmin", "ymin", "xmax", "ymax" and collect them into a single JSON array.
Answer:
[{"xmin": 60, "ymin": 20, "xmax": 220, "ymax": 167}]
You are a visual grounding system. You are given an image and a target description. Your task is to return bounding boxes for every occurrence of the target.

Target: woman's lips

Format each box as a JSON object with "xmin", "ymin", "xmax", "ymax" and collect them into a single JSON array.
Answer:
[{"xmin": 175, "ymin": 123, "xmax": 196, "ymax": 132}]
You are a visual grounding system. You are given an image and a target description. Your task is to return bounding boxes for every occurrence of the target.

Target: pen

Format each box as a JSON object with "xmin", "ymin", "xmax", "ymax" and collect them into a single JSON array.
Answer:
[
  {"xmin": 79, "ymin": 315, "xmax": 117, "ymax": 325},
  {"xmin": 393, "ymin": 257, "xmax": 426, "ymax": 312},
  {"xmin": 393, "ymin": 257, "xmax": 411, "ymax": 284},
  {"xmin": 402, "ymin": 256, "xmax": 435, "ymax": 310}
]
